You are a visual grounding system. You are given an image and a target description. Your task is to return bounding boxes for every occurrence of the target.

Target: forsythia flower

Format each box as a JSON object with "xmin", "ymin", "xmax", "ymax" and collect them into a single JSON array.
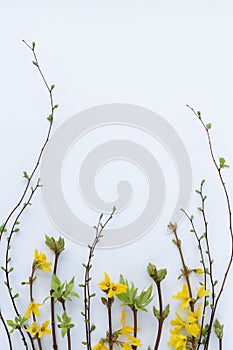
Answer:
[
  {"xmin": 92, "ymin": 342, "xmax": 108, "ymax": 350},
  {"xmin": 98, "ymin": 272, "xmax": 127, "ymax": 298},
  {"xmin": 168, "ymin": 330, "xmax": 187, "ymax": 350},
  {"xmin": 194, "ymin": 268, "xmax": 204, "ymax": 274},
  {"xmin": 173, "ymin": 284, "xmax": 192, "ymax": 311},
  {"xmin": 38, "ymin": 320, "xmax": 51, "ymax": 338},
  {"xmin": 170, "ymin": 312, "xmax": 201, "ymax": 338},
  {"xmin": 24, "ymin": 302, "xmax": 43, "ymax": 319},
  {"xmin": 186, "ymin": 303, "xmax": 203, "ymax": 323},
  {"xmin": 119, "ymin": 310, "xmax": 142, "ymax": 348},
  {"xmin": 26, "ymin": 321, "xmax": 39, "ymax": 337},
  {"xmin": 34, "ymin": 249, "xmax": 52, "ymax": 272},
  {"xmin": 26, "ymin": 320, "xmax": 51, "ymax": 338},
  {"xmin": 197, "ymin": 285, "xmax": 210, "ymax": 298}
]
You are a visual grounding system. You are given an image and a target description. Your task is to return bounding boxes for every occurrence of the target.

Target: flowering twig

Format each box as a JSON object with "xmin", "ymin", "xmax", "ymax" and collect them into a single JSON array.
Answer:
[
  {"xmin": 0, "ymin": 40, "xmax": 57, "ymax": 349},
  {"xmin": 80, "ymin": 207, "xmax": 116, "ymax": 350},
  {"xmin": 187, "ymin": 105, "xmax": 233, "ymax": 349},
  {"xmin": 45, "ymin": 235, "xmax": 65, "ymax": 350}
]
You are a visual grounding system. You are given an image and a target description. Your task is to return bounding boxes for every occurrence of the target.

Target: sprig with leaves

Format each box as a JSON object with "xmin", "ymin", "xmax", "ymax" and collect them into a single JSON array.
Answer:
[
  {"xmin": 45, "ymin": 235, "xmax": 65, "ymax": 350},
  {"xmin": 0, "ymin": 40, "xmax": 58, "ymax": 350},
  {"xmin": 147, "ymin": 263, "xmax": 169, "ymax": 350},
  {"xmin": 79, "ymin": 207, "xmax": 116, "ymax": 350},
  {"xmin": 187, "ymin": 106, "xmax": 233, "ymax": 349},
  {"xmin": 117, "ymin": 275, "xmax": 153, "ymax": 349}
]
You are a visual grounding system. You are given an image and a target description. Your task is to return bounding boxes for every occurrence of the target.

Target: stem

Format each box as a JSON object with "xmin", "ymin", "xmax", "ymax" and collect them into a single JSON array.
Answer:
[
  {"xmin": 172, "ymin": 226, "xmax": 194, "ymax": 310},
  {"xmin": 131, "ymin": 307, "xmax": 138, "ymax": 350},
  {"xmin": 50, "ymin": 253, "xmax": 60, "ymax": 350},
  {"xmin": 61, "ymin": 301, "xmax": 72, "ymax": 350},
  {"xmin": 107, "ymin": 298, "xmax": 113, "ymax": 350},
  {"xmin": 199, "ymin": 182, "xmax": 215, "ymax": 309},
  {"xmin": 181, "ymin": 209, "xmax": 208, "ymax": 350},
  {"xmin": 0, "ymin": 40, "xmax": 56, "ymax": 350},
  {"xmin": 0, "ymin": 41, "xmax": 55, "ymax": 242},
  {"xmin": 187, "ymin": 105, "xmax": 233, "ymax": 349},
  {"xmin": 29, "ymin": 267, "xmax": 43, "ymax": 350},
  {"xmin": 4, "ymin": 183, "xmax": 40, "ymax": 349},
  {"xmin": 0, "ymin": 309, "xmax": 13, "ymax": 350},
  {"xmin": 83, "ymin": 208, "xmax": 116, "ymax": 350},
  {"xmin": 171, "ymin": 224, "xmax": 196, "ymax": 349},
  {"xmin": 219, "ymin": 338, "xmax": 222, "ymax": 350},
  {"xmin": 153, "ymin": 282, "xmax": 164, "ymax": 350}
]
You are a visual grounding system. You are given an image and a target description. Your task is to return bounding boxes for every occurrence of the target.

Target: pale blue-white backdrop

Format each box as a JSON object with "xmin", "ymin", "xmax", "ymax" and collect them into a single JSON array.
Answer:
[{"xmin": 0, "ymin": 1, "xmax": 233, "ymax": 349}]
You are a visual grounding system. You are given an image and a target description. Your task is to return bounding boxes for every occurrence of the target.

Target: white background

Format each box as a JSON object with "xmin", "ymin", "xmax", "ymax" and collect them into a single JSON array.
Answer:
[{"xmin": 0, "ymin": 1, "xmax": 233, "ymax": 349}]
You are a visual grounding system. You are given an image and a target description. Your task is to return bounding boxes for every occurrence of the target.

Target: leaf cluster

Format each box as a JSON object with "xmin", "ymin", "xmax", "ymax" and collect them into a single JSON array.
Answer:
[
  {"xmin": 50, "ymin": 275, "xmax": 79, "ymax": 302},
  {"xmin": 7, "ymin": 316, "xmax": 27, "ymax": 333},
  {"xmin": 57, "ymin": 311, "xmax": 74, "ymax": 337},
  {"xmin": 45, "ymin": 235, "xmax": 65, "ymax": 255},
  {"xmin": 116, "ymin": 275, "xmax": 154, "ymax": 312}
]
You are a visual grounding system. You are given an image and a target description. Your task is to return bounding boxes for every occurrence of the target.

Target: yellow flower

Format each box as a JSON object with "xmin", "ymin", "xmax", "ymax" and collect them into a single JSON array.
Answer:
[
  {"xmin": 170, "ymin": 313, "xmax": 185, "ymax": 332},
  {"xmin": 26, "ymin": 321, "xmax": 39, "ymax": 337},
  {"xmin": 34, "ymin": 249, "xmax": 52, "ymax": 272},
  {"xmin": 98, "ymin": 272, "xmax": 127, "ymax": 298},
  {"xmin": 168, "ymin": 331, "xmax": 187, "ymax": 350},
  {"xmin": 26, "ymin": 320, "xmax": 51, "ymax": 338},
  {"xmin": 171, "ymin": 310, "xmax": 201, "ymax": 338},
  {"xmin": 38, "ymin": 320, "xmax": 51, "ymax": 338},
  {"xmin": 194, "ymin": 268, "xmax": 204, "ymax": 274},
  {"xmin": 121, "ymin": 343, "xmax": 132, "ymax": 350},
  {"xmin": 197, "ymin": 285, "xmax": 210, "ymax": 298},
  {"xmin": 173, "ymin": 284, "xmax": 192, "ymax": 311},
  {"xmin": 24, "ymin": 302, "xmax": 43, "ymax": 319},
  {"xmin": 93, "ymin": 343, "xmax": 108, "ymax": 350},
  {"xmin": 185, "ymin": 322, "xmax": 201, "ymax": 338},
  {"xmin": 186, "ymin": 304, "xmax": 203, "ymax": 323},
  {"xmin": 119, "ymin": 310, "xmax": 142, "ymax": 347}
]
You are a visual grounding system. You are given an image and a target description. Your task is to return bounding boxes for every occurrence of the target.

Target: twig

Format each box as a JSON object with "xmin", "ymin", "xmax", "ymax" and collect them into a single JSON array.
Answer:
[
  {"xmin": 187, "ymin": 105, "xmax": 233, "ymax": 349},
  {"xmin": 82, "ymin": 207, "xmax": 116, "ymax": 350},
  {"xmin": 0, "ymin": 309, "xmax": 13, "ymax": 350}
]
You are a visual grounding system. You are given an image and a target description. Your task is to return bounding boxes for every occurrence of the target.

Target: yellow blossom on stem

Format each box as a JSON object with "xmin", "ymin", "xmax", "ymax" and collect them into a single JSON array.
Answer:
[
  {"xmin": 168, "ymin": 331, "xmax": 187, "ymax": 350},
  {"xmin": 26, "ymin": 320, "xmax": 51, "ymax": 338},
  {"xmin": 26, "ymin": 321, "xmax": 39, "ymax": 337},
  {"xmin": 93, "ymin": 342, "xmax": 109, "ymax": 350},
  {"xmin": 119, "ymin": 310, "xmax": 142, "ymax": 347},
  {"xmin": 186, "ymin": 303, "xmax": 203, "ymax": 323},
  {"xmin": 171, "ymin": 310, "xmax": 201, "ymax": 338},
  {"xmin": 173, "ymin": 284, "xmax": 192, "ymax": 311},
  {"xmin": 185, "ymin": 322, "xmax": 201, "ymax": 338},
  {"xmin": 194, "ymin": 268, "xmax": 204, "ymax": 274},
  {"xmin": 98, "ymin": 272, "xmax": 127, "ymax": 298},
  {"xmin": 197, "ymin": 285, "xmax": 210, "ymax": 298},
  {"xmin": 24, "ymin": 302, "xmax": 43, "ymax": 319},
  {"xmin": 38, "ymin": 320, "xmax": 51, "ymax": 338},
  {"xmin": 34, "ymin": 249, "xmax": 52, "ymax": 272}
]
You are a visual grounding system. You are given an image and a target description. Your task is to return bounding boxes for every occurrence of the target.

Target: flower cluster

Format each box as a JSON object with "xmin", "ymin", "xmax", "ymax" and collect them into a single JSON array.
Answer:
[
  {"xmin": 168, "ymin": 283, "xmax": 210, "ymax": 349},
  {"xmin": 24, "ymin": 249, "xmax": 52, "ymax": 340},
  {"xmin": 93, "ymin": 310, "xmax": 142, "ymax": 350},
  {"xmin": 98, "ymin": 272, "xmax": 128, "ymax": 298}
]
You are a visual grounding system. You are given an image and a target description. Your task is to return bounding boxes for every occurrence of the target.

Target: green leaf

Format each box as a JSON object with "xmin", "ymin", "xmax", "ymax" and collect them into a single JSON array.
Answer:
[
  {"xmin": 153, "ymin": 306, "xmax": 160, "ymax": 319},
  {"xmin": 219, "ymin": 157, "xmax": 230, "ymax": 169},
  {"xmin": 23, "ymin": 171, "xmax": 29, "ymax": 179},
  {"xmin": 214, "ymin": 319, "xmax": 224, "ymax": 339},
  {"xmin": 157, "ymin": 268, "xmax": 167, "ymax": 282},
  {"xmin": 206, "ymin": 123, "xmax": 212, "ymax": 130},
  {"xmin": 162, "ymin": 304, "xmax": 170, "ymax": 319},
  {"xmin": 47, "ymin": 114, "xmax": 53, "ymax": 122}
]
